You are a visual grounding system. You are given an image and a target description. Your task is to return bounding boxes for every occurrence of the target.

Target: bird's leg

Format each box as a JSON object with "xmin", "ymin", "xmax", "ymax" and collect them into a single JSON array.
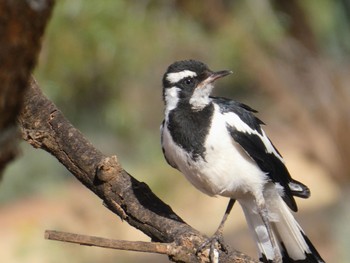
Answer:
[
  {"xmin": 212, "ymin": 198, "xmax": 236, "ymax": 247},
  {"xmin": 196, "ymin": 199, "xmax": 236, "ymax": 260},
  {"xmin": 256, "ymin": 200, "xmax": 282, "ymax": 263}
]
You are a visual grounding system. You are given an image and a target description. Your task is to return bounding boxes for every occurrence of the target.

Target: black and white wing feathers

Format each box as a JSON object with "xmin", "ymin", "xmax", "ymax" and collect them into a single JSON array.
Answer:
[{"xmin": 214, "ymin": 97, "xmax": 309, "ymax": 212}]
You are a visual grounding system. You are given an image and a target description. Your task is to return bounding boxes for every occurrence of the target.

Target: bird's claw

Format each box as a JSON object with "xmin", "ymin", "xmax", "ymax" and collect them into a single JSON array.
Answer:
[{"xmin": 196, "ymin": 234, "xmax": 228, "ymax": 262}]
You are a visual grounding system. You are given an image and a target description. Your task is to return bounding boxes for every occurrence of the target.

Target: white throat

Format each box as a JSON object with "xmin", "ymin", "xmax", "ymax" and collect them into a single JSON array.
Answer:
[{"xmin": 189, "ymin": 84, "xmax": 213, "ymax": 110}]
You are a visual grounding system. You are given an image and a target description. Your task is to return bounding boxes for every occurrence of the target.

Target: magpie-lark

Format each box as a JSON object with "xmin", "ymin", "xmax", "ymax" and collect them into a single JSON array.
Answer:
[{"xmin": 160, "ymin": 60, "xmax": 325, "ymax": 263}]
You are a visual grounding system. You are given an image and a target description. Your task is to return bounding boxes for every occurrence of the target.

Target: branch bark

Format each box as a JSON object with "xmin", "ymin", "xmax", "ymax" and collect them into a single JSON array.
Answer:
[
  {"xmin": 45, "ymin": 230, "xmax": 177, "ymax": 255},
  {"xmin": 0, "ymin": 0, "xmax": 54, "ymax": 177},
  {"xmin": 18, "ymin": 77, "xmax": 257, "ymax": 263}
]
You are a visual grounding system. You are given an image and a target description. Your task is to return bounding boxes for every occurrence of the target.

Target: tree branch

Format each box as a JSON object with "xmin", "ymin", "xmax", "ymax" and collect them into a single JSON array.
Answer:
[
  {"xmin": 0, "ymin": 0, "xmax": 54, "ymax": 177},
  {"xmin": 18, "ymin": 77, "xmax": 258, "ymax": 263},
  {"xmin": 45, "ymin": 230, "xmax": 176, "ymax": 255}
]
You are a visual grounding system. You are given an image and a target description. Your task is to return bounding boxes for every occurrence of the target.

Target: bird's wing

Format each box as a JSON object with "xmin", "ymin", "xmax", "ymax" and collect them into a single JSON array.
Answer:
[{"xmin": 214, "ymin": 97, "xmax": 309, "ymax": 212}]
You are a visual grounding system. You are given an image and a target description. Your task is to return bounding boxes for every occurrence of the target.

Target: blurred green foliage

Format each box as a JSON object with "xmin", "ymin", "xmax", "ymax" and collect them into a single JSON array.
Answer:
[{"xmin": 35, "ymin": 0, "xmax": 349, "ymax": 131}]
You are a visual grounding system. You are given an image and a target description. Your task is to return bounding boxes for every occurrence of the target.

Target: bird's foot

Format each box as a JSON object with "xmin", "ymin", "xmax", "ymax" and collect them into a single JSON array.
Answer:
[{"xmin": 196, "ymin": 233, "xmax": 228, "ymax": 262}]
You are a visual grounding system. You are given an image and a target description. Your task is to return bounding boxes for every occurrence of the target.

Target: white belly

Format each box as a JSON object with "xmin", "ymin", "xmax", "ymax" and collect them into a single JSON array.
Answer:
[{"xmin": 162, "ymin": 106, "xmax": 268, "ymax": 199}]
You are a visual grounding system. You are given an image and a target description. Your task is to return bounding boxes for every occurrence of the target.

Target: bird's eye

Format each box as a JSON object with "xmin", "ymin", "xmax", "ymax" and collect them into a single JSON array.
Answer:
[{"xmin": 183, "ymin": 77, "xmax": 194, "ymax": 86}]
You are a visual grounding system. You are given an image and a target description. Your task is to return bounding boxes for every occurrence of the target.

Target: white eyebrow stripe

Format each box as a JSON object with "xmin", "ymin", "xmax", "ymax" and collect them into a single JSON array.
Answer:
[{"xmin": 166, "ymin": 70, "xmax": 197, "ymax": 84}]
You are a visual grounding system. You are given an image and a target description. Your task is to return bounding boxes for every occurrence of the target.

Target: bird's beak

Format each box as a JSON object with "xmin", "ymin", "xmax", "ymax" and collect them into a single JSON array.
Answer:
[{"xmin": 197, "ymin": 70, "xmax": 232, "ymax": 89}]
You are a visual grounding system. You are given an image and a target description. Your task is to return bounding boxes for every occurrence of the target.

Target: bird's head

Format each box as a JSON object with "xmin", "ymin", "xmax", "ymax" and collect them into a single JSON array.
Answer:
[{"xmin": 162, "ymin": 60, "xmax": 232, "ymax": 112}]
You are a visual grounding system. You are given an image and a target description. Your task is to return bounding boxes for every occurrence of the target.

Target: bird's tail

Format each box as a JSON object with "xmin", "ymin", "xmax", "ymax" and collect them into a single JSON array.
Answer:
[{"xmin": 239, "ymin": 191, "xmax": 325, "ymax": 263}]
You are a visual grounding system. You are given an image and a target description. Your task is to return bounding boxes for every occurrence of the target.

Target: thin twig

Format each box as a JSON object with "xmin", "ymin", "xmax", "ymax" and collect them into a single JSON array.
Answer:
[{"xmin": 45, "ymin": 230, "xmax": 176, "ymax": 255}]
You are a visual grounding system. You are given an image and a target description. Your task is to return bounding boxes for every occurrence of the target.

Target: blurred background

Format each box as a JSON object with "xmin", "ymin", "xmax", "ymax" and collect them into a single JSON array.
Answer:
[{"xmin": 1, "ymin": 0, "xmax": 349, "ymax": 262}]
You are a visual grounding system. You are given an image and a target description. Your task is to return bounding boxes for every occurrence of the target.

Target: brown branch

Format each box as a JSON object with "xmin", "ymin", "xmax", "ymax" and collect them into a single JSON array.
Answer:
[
  {"xmin": 18, "ymin": 78, "xmax": 258, "ymax": 263},
  {"xmin": 45, "ymin": 230, "xmax": 176, "ymax": 255},
  {"xmin": 0, "ymin": 0, "xmax": 54, "ymax": 177}
]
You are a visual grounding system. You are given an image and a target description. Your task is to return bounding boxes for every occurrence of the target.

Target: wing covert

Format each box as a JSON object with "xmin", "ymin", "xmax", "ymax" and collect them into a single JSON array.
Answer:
[{"xmin": 215, "ymin": 98, "xmax": 299, "ymax": 211}]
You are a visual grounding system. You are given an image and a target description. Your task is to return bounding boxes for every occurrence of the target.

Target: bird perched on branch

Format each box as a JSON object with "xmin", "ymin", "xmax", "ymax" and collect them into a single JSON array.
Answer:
[{"xmin": 160, "ymin": 60, "xmax": 325, "ymax": 263}]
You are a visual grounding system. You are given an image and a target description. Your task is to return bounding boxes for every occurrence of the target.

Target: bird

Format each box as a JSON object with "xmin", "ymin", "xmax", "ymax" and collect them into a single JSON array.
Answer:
[{"xmin": 160, "ymin": 59, "xmax": 325, "ymax": 263}]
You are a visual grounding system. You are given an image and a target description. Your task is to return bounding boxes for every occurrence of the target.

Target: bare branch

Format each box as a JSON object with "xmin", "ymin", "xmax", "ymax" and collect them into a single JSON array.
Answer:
[{"xmin": 45, "ymin": 230, "xmax": 175, "ymax": 255}]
